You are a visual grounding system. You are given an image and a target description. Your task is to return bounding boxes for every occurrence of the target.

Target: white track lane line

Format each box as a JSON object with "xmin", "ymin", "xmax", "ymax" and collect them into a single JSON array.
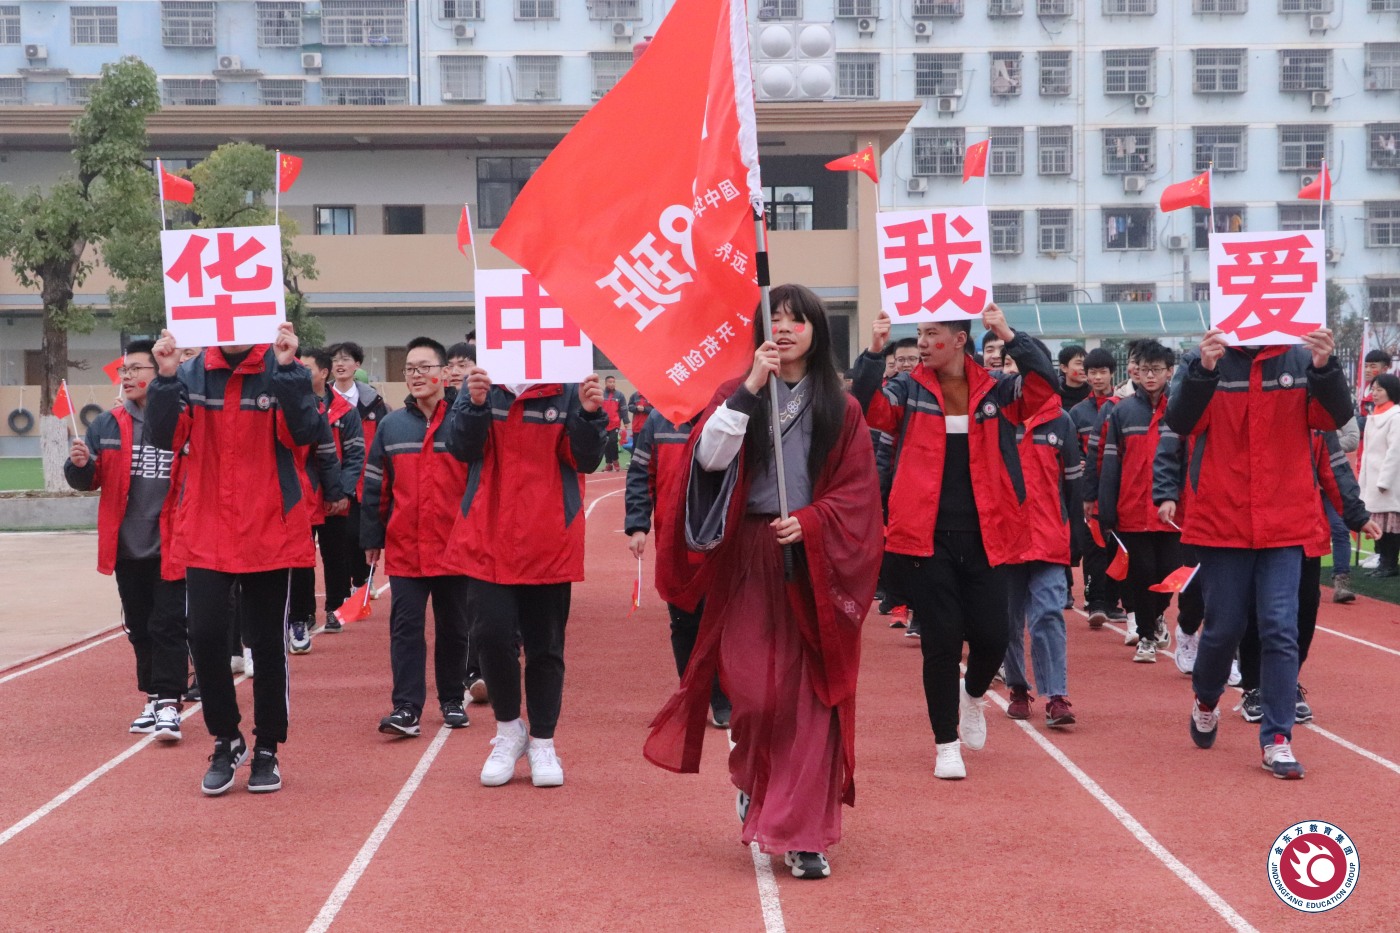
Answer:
[
  {"xmin": 0, "ymin": 631, "xmax": 125, "ymax": 686},
  {"xmin": 726, "ymin": 731, "xmax": 786, "ymax": 933},
  {"xmin": 0, "ymin": 676, "xmax": 246, "ymax": 848},
  {"xmin": 305, "ymin": 726, "xmax": 452, "ymax": 933},
  {"xmin": 985, "ymin": 688, "xmax": 1258, "ymax": 933},
  {"xmin": 1315, "ymin": 626, "xmax": 1400, "ymax": 659},
  {"xmin": 585, "ymin": 488, "xmax": 624, "ymax": 518}
]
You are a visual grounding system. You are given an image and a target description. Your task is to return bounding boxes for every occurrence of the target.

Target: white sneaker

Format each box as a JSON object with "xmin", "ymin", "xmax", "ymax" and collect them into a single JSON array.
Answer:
[
  {"xmin": 243, "ymin": 647, "xmax": 254, "ymax": 679},
  {"xmin": 1228, "ymin": 658, "xmax": 1242, "ymax": 687},
  {"xmin": 1123, "ymin": 614, "xmax": 1139, "ymax": 646},
  {"xmin": 527, "ymin": 739, "xmax": 564, "ymax": 787},
  {"xmin": 480, "ymin": 722, "xmax": 529, "ymax": 786},
  {"xmin": 153, "ymin": 702, "xmax": 182, "ymax": 742},
  {"xmin": 130, "ymin": 698, "xmax": 157, "ymax": 734},
  {"xmin": 934, "ymin": 740, "xmax": 966, "ymax": 780},
  {"xmin": 1362, "ymin": 553, "xmax": 1381, "ymax": 570},
  {"xmin": 229, "ymin": 654, "xmax": 244, "ymax": 675},
  {"xmin": 1133, "ymin": 640, "xmax": 1157, "ymax": 663},
  {"xmin": 958, "ymin": 681, "xmax": 987, "ymax": 751},
  {"xmin": 1174, "ymin": 628, "xmax": 1199, "ymax": 675},
  {"xmin": 1154, "ymin": 616, "xmax": 1171, "ymax": 649}
]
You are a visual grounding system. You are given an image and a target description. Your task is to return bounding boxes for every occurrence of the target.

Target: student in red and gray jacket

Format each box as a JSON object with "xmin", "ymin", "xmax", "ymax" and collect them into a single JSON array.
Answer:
[
  {"xmin": 1069, "ymin": 348, "xmax": 1123, "ymax": 627},
  {"xmin": 852, "ymin": 304, "xmax": 1057, "ymax": 781},
  {"xmin": 329, "ymin": 341, "xmax": 390, "ymax": 590},
  {"xmin": 444, "ymin": 365, "xmax": 607, "ymax": 788},
  {"xmin": 626, "ymin": 390, "xmax": 652, "ymax": 441},
  {"xmin": 1170, "ymin": 325, "xmax": 1352, "ymax": 779},
  {"xmin": 148, "ymin": 323, "xmax": 322, "ymax": 797},
  {"xmin": 360, "ymin": 337, "xmax": 471, "ymax": 737},
  {"xmin": 65, "ymin": 339, "xmax": 188, "ymax": 740},
  {"xmin": 600, "ymin": 375, "xmax": 624, "ymax": 471}
]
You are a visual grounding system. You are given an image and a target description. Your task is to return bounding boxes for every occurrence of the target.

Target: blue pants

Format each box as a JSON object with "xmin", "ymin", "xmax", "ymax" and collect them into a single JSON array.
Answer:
[
  {"xmin": 1004, "ymin": 561, "xmax": 1069, "ymax": 697},
  {"xmin": 1193, "ymin": 546, "xmax": 1302, "ymax": 746},
  {"xmin": 1323, "ymin": 498, "xmax": 1350, "ymax": 579}
]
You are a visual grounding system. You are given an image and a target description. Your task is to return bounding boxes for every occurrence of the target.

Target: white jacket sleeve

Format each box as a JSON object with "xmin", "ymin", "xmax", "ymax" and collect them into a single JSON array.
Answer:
[{"xmin": 695, "ymin": 403, "xmax": 749, "ymax": 472}]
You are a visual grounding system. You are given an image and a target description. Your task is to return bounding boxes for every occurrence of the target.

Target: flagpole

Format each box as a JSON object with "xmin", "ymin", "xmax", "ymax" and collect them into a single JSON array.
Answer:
[
  {"xmin": 753, "ymin": 208, "xmax": 795, "ymax": 579},
  {"xmin": 1319, "ymin": 157, "xmax": 1326, "ymax": 232},
  {"xmin": 465, "ymin": 202, "xmax": 480, "ymax": 270},
  {"xmin": 61, "ymin": 380, "xmax": 78, "ymax": 437},
  {"xmin": 1207, "ymin": 162, "xmax": 1214, "ymax": 241},
  {"xmin": 274, "ymin": 149, "xmax": 281, "ymax": 225},
  {"xmin": 155, "ymin": 158, "xmax": 167, "ymax": 231}
]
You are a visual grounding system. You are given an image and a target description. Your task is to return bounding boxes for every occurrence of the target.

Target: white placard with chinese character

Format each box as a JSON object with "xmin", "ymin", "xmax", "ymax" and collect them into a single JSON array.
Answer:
[
  {"xmin": 1209, "ymin": 229, "xmax": 1326, "ymax": 346},
  {"xmin": 476, "ymin": 269, "xmax": 595, "ymax": 385},
  {"xmin": 876, "ymin": 207, "xmax": 992, "ymax": 324},
  {"xmin": 159, "ymin": 225, "xmax": 287, "ymax": 348}
]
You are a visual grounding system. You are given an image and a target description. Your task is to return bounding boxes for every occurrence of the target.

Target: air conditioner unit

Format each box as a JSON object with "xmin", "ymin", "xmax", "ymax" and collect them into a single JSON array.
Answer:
[
  {"xmin": 914, "ymin": 21, "xmax": 931, "ymax": 37},
  {"xmin": 1325, "ymin": 246, "xmax": 1341, "ymax": 263},
  {"xmin": 453, "ymin": 23, "xmax": 475, "ymax": 39},
  {"xmin": 907, "ymin": 177, "xmax": 929, "ymax": 193},
  {"xmin": 1308, "ymin": 13, "xmax": 1328, "ymax": 32},
  {"xmin": 1300, "ymin": 173, "xmax": 1317, "ymax": 189},
  {"xmin": 1310, "ymin": 90, "xmax": 1332, "ymax": 108},
  {"xmin": 1133, "ymin": 92, "xmax": 1151, "ymax": 110},
  {"xmin": 857, "ymin": 17, "xmax": 876, "ymax": 35},
  {"xmin": 1166, "ymin": 234, "xmax": 1189, "ymax": 251},
  {"xmin": 1123, "ymin": 174, "xmax": 1148, "ymax": 193},
  {"xmin": 301, "ymin": 52, "xmax": 322, "ymax": 70},
  {"xmin": 936, "ymin": 96, "xmax": 957, "ymax": 113},
  {"xmin": 612, "ymin": 22, "xmax": 634, "ymax": 38},
  {"xmin": 217, "ymin": 55, "xmax": 242, "ymax": 71},
  {"xmin": 24, "ymin": 44, "xmax": 46, "ymax": 61}
]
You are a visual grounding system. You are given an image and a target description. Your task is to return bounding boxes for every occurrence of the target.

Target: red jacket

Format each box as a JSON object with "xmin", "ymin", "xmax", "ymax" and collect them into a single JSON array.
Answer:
[
  {"xmin": 1097, "ymin": 387, "xmax": 1175, "ymax": 534},
  {"xmin": 852, "ymin": 332, "xmax": 1059, "ymax": 566},
  {"xmin": 442, "ymin": 383, "xmax": 607, "ymax": 584},
  {"xmin": 359, "ymin": 394, "xmax": 467, "ymax": 577},
  {"xmin": 1165, "ymin": 346, "xmax": 1353, "ymax": 550},
  {"xmin": 1015, "ymin": 396, "xmax": 1081, "ymax": 566},
  {"xmin": 146, "ymin": 345, "xmax": 322, "ymax": 573},
  {"xmin": 601, "ymin": 390, "xmax": 623, "ymax": 432}
]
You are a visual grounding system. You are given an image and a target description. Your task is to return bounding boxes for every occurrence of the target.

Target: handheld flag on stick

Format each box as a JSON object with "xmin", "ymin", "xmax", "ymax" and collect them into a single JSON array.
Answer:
[
  {"xmin": 456, "ymin": 203, "xmax": 480, "ymax": 269},
  {"xmin": 335, "ymin": 567, "xmax": 375, "ymax": 624},
  {"xmin": 1150, "ymin": 564, "xmax": 1200, "ymax": 594},
  {"xmin": 825, "ymin": 145, "xmax": 879, "ymax": 184},
  {"xmin": 102, "ymin": 356, "xmax": 124, "ymax": 384},
  {"xmin": 1106, "ymin": 533, "xmax": 1130, "ymax": 581},
  {"xmin": 52, "ymin": 379, "xmax": 79, "ymax": 436},
  {"xmin": 629, "ymin": 555, "xmax": 642, "ymax": 616},
  {"xmin": 1087, "ymin": 516, "xmax": 1106, "ymax": 549}
]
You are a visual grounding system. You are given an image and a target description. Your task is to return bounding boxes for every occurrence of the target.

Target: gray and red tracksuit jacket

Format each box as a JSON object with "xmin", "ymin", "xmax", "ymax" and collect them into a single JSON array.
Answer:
[
  {"xmin": 624, "ymin": 413, "xmax": 698, "ymax": 607},
  {"xmin": 1164, "ymin": 346, "xmax": 1352, "ymax": 550},
  {"xmin": 851, "ymin": 331, "xmax": 1059, "ymax": 566},
  {"xmin": 1096, "ymin": 386, "xmax": 1176, "ymax": 535},
  {"xmin": 326, "ymin": 390, "xmax": 366, "ymax": 497},
  {"xmin": 627, "ymin": 392, "xmax": 652, "ymax": 435},
  {"xmin": 601, "ymin": 389, "xmax": 624, "ymax": 433},
  {"xmin": 298, "ymin": 404, "xmax": 343, "ymax": 529},
  {"xmin": 442, "ymin": 383, "xmax": 607, "ymax": 584},
  {"xmin": 340, "ymin": 382, "xmax": 388, "ymax": 500},
  {"xmin": 360, "ymin": 392, "xmax": 466, "ymax": 578},
  {"xmin": 147, "ymin": 345, "xmax": 322, "ymax": 572},
  {"xmin": 1014, "ymin": 395, "xmax": 1082, "ymax": 566}
]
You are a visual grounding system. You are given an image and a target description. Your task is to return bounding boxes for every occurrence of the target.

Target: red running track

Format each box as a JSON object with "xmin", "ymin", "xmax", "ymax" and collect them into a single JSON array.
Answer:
[{"xmin": 2, "ymin": 474, "xmax": 1398, "ymax": 931}]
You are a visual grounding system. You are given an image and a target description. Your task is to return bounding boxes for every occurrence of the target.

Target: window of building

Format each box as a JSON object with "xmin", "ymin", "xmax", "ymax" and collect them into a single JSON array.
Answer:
[
  {"xmin": 1192, "ymin": 281, "xmax": 1211, "ymax": 301},
  {"xmin": 1279, "ymin": 0, "xmax": 1330, "ymax": 11},
  {"xmin": 914, "ymin": 53, "xmax": 962, "ymax": 96},
  {"xmin": 163, "ymin": 78, "xmax": 217, "ymax": 105},
  {"xmin": 1370, "ymin": 279, "xmax": 1400, "ymax": 323},
  {"xmin": 442, "ymin": 0, "xmax": 483, "ymax": 17},
  {"xmin": 0, "ymin": 77, "xmax": 23, "ymax": 105},
  {"xmin": 316, "ymin": 207, "xmax": 356, "ymax": 235},
  {"xmin": 1367, "ymin": 202, "xmax": 1400, "ymax": 248},
  {"xmin": 589, "ymin": 0, "xmax": 640, "ymax": 17},
  {"xmin": 590, "ymin": 52, "xmax": 630, "ymax": 99},
  {"xmin": 1036, "ymin": 284, "xmax": 1073, "ymax": 302},
  {"xmin": 1193, "ymin": 126, "xmax": 1246, "ymax": 172},
  {"xmin": 1038, "ymin": 208, "xmax": 1072, "ymax": 253},
  {"xmin": 259, "ymin": 78, "xmax": 305, "ymax": 105},
  {"xmin": 989, "ymin": 210, "xmax": 1023, "ymax": 255},
  {"xmin": 1192, "ymin": 49, "xmax": 1245, "ymax": 93},
  {"xmin": 1278, "ymin": 203, "xmax": 1331, "ymax": 237},
  {"xmin": 67, "ymin": 77, "xmax": 98, "ymax": 105},
  {"xmin": 0, "ymin": 6, "xmax": 18, "ymax": 44},
  {"xmin": 515, "ymin": 56, "xmax": 560, "ymax": 100},
  {"xmin": 442, "ymin": 55, "xmax": 486, "ymax": 101},
  {"xmin": 989, "ymin": 128, "xmax": 1024, "ymax": 176},
  {"xmin": 515, "ymin": 0, "xmax": 557, "ymax": 18},
  {"xmin": 1105, "ymin": 0, "xmax": 1155, "ymax": 13},
  {"xmin": 1278, "ymin": 124, "xmax": 1330, "ymax": 171},
  {"xmin": 1367, "ymin": 44, "xmax": 1400, "ymax": 91},
  {"xmin": 1104, "ymin": 283, "xmax": 1155, "ymax": 301},
  {"xmin": 1370, "ymin": 124, "xmax": 1400, "ymax": 169},
  {"xmin": 1279, "ymin": 49, "xmax": 1331, "ymax": 91},
  {"xmin": 993, "ymin": 284, "xmax": 1028, "ymax": 303},
  {"xmin": 71, "ymin": 5, "xmax": 117, "ymax": 44},
  {"xmin": 322, "ymin": 0, "xmax": 406, "ymax": 46},
  {"xmin": 1038, "ymin": 0, "xmax": 1072, "ymax": 14},
  {"xmin": 988, "ymin": 0, "xmax": 1022, "ymax": 13},
  {"xmin": 836, "ymin": 53, "xmax": 879, "ymax": 99},
  {"xmin": 161, "ymin": 2, "xmax": 215, "ymax": 47},
  {"xmin": 1104, "ymin": 207, "xmax": 1154, "ymax": 250},
  {"xmin": 1038, "ymin": 50, "xmax": 1071, "ymax": 96},
  {"xmin": 912, "ymin": 0, "xmax": 963, "ymax": 16},
  {"xmin": 1103, "ymin": 129, "xmax": 1155, "ymax": 174},
  {"xmin": 835, "ymin": 0, "xmax": 878, "ymax": 15},
  {"xmin": 478, "ymin": 156, "xmax": 543, "ymax": 228},
  {"xmin": 1194, "ymin": 0, "xmax": 1245, "ymax": 9},
  {"xmin": 1037, "ymin": 126, "xmax": 1072, "ymax": 175},
  {"xmin": 384, "ymin": 205, "xmax": 425, "ymax": 235},
  {"xmin": 1192, "ymin": 206, "xmax": 1245, "ymax": 248},
  {"xmin": 765, "ymin": 186, "xmax": 815, "ymax": 231},
  {"xmin": 321, "ymin": 76, "xmax": 409, "ymax": 104},
  {"xmin": 912, "ymin": 127, "xmax": 965, "ymax": 176},
  {"xmin": 990, "ymin": 52, "xmax": 1022, "ymax": 97},
  {"xmin": 1370, "ymin": 0, "xmax": 1400, "ymax": 10},
  {"xmin": 1104, "ymin": 49, "xmax": 1156, "ymax": 94},
  {"xmin": 756, "ymin": 0, "xmax": 802, "ymax": 18},
  {"xmin": 257, "ymin": 2, "xmax": 303, "ymax": 46}
]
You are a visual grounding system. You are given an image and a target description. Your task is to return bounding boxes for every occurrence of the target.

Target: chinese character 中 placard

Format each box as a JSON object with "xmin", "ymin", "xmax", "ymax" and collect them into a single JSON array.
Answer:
[
  {"xmin": 160, "ymin": 225, "xmax": 287, "ymax": 348},
  {"xmin": 475, "ymin": 268, "xmax": 594, "ymax": 385},
  {"xmin": 876, "ymin": 207, "xmax": 992, "ymax": 324},
  {"xmin": 1209, "ymin": 229, "xmax": 1326, "ymax": 347}
]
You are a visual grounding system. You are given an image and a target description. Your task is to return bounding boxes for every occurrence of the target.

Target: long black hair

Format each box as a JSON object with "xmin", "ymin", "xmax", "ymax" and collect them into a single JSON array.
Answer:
[{"xmin": 744, "ymin": 283, "xmax": 847, "ymax": 481}]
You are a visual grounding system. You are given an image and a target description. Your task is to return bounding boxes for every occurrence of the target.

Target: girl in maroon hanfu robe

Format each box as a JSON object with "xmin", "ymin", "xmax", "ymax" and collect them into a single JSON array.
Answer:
[{"xmin": 644, "ymin": 284, "xmax": 882, "ymax": 880}]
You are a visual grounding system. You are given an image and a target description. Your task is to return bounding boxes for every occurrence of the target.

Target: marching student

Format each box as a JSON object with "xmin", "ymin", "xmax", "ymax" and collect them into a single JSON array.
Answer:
[
  {"xmin": 1070, "ymin": 348, "xmax": 1123, "ymax": 627},
  {"xmin": 1170, "ymin": 325, "xmax": 1352, "ymax": 780},
  {"xmin": 645, "ymin": 284, "xmax": 882, "ymax": 880},
  {"xmin": 980, "ymin": 330, "xmax": 1005, "ymax": 371},
  {"xmin": 445, "ymin": 342, "xmax": 475, "ymax": 391},
  {"xmin": 601, "ymin": 375, "xmax": 625, "ymax": 471},
  {"xmin": 443, "ymin": 358, "xmax": 607, "ymax": 788},
  {"xmin": 1360, "ymin": 373, "xmax": 1400, "ymax": 578},
  {"xmin": 1058, "ymin": 344, "xmax": 1090, "ymax": 408},
  {"xmin": 852, "ymin": 304, "xmax": 1058, "ymax": 780},
  {"xmin": 329, "ymin": 341, "xmax": 390, "ymax": 592},
  {"xmin": 147, "ymin": 323, "xmax": 322, "ymax": 795},
  {"xmin": 884, "ymin": 337, "xmax": 922, "ymax": 637},
  {"xmin": 445, "ymin": 340, "xmax": 486, "ymax": 702},
  {"xmin": 313, "ymin": 348, "xmax": 364, "ymax": 633},
  {"xmin": 65, "ymin": 340, "xmax": 188, "ymax": 739},
  {"xmin": 626, "ymin": 389, "xmax": 652, "ymax": 445},
  {"xmin": 361, "ymin": 337, "xmax": 471, "ymax": 736}
]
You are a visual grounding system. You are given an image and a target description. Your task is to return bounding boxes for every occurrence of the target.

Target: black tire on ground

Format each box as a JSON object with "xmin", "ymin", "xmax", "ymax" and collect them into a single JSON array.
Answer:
[{"xmin": 7, "ymin": 408, "xmax": 34, "ymax": 435}]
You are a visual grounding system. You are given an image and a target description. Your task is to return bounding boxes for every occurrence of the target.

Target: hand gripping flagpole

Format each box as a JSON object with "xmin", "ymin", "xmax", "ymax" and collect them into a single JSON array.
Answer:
[{"xmin": 753, "ymin": 208, "xmax": 796, "ymax": 580}]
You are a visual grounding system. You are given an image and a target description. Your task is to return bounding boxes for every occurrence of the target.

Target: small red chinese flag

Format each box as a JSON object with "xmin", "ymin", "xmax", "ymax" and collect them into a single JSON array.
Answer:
[
  {"xmin": 335, "ymin": 578, "xmax": 374, "ymax": 624},
  {"xmin": 962, "ymin": 139, "xmax": 989, "ymax": 184},
  {"xmin": 1106, "ymin": 535, "xmax": 1130, "ymax": 581},
  {"xmin": 1159, "ymin": 170, "xmax": 1211, "ymax": 213},
  {"xmin": 1087, "ymin": 516, "xmax": 1106, "ymax": 549},
  {"xmin": 1150, "ymin": 564, "xmax": 1200, "ymax": 594},
  {"xmin": 629, "ymin": 575, "xmax": 641, "ymax": 616},
  {"xmin": 1298, "ymin": 164, "xmax": 1332, "ymax": 200},
  {"xmin": 102, "ymin": 356, "xmax": 124, "ymax": 384},
  {"xmin": 51, "ymin": 380, "xmax": 74, "ymax": 420},
  {"xmin": 160, "ymin": 167, "xmax": 195, "ymax": 205},
  {"xmin": 456, "ymin": 204, "xmax": 473, "ymax": 257},
  {"xmin": 278, "ymin": 152, "xmax": 304, "ymax": 193},
  {"xmin": 825, "ymin": 145, "xmax": 879, "ymax": 184}
]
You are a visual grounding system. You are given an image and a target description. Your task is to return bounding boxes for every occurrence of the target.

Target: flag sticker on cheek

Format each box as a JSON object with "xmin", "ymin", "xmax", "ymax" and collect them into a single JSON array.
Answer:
[
  {"xmin": 138, "ymin": 381, "xmax": 148, "ymax": 388},
  {"xmin": 795, "ymin": 323, "xmax": 806, "ymax": 333},
  {"xmin": 934, "ymin": 342, "xmax": 946, "ymax": 350}
]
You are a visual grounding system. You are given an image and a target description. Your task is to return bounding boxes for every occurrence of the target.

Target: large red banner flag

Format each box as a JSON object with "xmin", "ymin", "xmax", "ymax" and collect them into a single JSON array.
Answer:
[{"xmin": 492, "ymin": 0, "xmax": 759, "ymax": 424}]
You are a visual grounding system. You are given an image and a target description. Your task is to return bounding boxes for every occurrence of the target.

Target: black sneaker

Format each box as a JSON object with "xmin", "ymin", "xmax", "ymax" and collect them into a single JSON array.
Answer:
[
  {"xmin": 708, "ymin": 705, "xmax": 731, "ymax": 729},
  {"xmin": 784, "ymin": 851, "xmax": 831, "ymax": 879},
  {"xmin": 378, "ymin": 706, "xmax": 421, "ymax": 737},
  {"xmin": 441, "ymin": 700, "xmax": 470, "ymax": 729},
  {"xmin": 1238, "ymin": 688, "xmax": 1263, "ymax": 723},
  {"xmin": 183, "ymin": 675, "xmax": 201, "ymax": 704},
  {"xmin": 1189, "ymin": 700, "xmax": 1220, "ymax": 749},
  {"xmin": 202, "ymin": 735, "xmax": 248, "ymax": 796},
  {"xmin": 877, "ymin": 596, "xmax": 895, "ymax": 615},
  {"xmin": 323, "ymin": 613, "xmax": 343, "ymax": 633},
  {"xmin": 247, "ymin": 747, "xmax": 282, "ymax": 793},
  {"xmin": 736, "ymin": 789, "xmax": 750, "ymax": 823}
]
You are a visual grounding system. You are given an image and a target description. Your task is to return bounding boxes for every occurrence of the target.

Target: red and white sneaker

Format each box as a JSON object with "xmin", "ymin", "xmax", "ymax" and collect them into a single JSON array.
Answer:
[{"xmin": 1262, "ymin": 734, "xmax": 1305, "ymax": 780}]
